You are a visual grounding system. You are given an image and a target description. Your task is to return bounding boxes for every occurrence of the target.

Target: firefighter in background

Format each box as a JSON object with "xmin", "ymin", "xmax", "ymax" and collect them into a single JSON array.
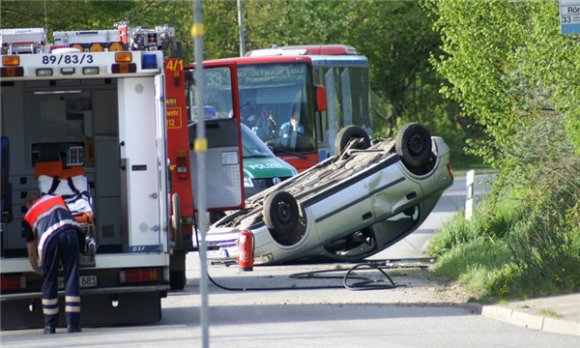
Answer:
[{"xmin": 23, "ymin": 192, "xmax": 82, "ymax": 334}]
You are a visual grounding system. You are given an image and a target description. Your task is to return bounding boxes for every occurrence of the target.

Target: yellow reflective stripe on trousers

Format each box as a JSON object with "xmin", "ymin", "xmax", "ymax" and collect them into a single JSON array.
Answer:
[
  {"xmin": 65, "ymin": 296, "xmax": 80, "ymax": 303},
  {"xmin": 65, "ymin": 305, "xmax": 81, "ymax": 313},
  {"xmin": 42, "ymin": 298, "xmax": 58, "ymax": 305}
]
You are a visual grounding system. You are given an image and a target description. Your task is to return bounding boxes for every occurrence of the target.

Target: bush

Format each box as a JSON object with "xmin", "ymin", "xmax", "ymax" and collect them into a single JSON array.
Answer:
[{"xmin": 429, "ymin": 114, "xmax": 580, "ymax": 301}]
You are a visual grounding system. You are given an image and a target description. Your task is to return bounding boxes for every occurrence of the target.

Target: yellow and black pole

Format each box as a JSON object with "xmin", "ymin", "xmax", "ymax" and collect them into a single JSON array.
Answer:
[{"xmin": 192, "ymin": 1, "xmax": 209, "ymax": 347}]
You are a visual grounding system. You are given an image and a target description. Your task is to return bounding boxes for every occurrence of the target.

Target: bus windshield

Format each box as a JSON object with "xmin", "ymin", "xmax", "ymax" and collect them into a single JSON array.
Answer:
[{"xmin": 237, "ymin": 63, "xmax": 316, "ymax": 155}]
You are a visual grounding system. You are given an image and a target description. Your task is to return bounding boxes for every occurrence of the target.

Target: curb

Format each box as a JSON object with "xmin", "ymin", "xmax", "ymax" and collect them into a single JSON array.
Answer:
[{"xmin": 482, "ymin": 305, "xmax": 580, "ymax": 337}]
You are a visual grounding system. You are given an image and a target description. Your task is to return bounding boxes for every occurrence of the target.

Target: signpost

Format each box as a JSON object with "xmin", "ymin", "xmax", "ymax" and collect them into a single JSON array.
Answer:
[
  {"xmin": 560, "ymin": 0, "xmax": 580, "ymax": 34},
  {"xmin": 465, "ymin": 170, "xmax": 475, "ymax": 220}
]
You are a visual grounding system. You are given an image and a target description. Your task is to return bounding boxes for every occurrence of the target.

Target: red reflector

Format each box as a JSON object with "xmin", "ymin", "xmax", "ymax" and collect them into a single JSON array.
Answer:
[
  {"xmin": 1, "ymin": 274, "xmax": 25, "ymax": 290},
  {"xmin": 112, "ymin": 63, "xmax": 137, "ymax": 74},
  {"xmin": 1, "ymin": 66, "xmax": 24, "ymax": 77},
  {"xmin": 120, "ymin": 268, "xmax": 161, "ymax": 284}
]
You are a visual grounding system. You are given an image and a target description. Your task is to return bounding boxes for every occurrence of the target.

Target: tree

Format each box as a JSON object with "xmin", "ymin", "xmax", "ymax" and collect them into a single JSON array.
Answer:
[
  {"xmin": 427, "ymin": 0, "xmax": 580, "ymax": 165},
  {"xmin": 2, "ymin": 0, "xmax": 472, "ymax": 158},
  {"xmin": 203, "ymin": 1, "xmax": 462, "ymax": 139}
]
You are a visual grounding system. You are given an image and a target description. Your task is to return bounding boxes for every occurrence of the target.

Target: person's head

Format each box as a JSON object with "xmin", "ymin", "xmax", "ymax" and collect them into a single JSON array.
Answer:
[
  {"xmin": 290, "ymin": 115, "xmax": 298, "ymax": 126},
  {"xmin": 24, "ymin": 192, "xmax": 41, "ymax": 210}
]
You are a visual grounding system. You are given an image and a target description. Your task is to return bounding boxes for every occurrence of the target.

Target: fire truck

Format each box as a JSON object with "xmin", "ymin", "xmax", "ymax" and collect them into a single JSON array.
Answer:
[{"xmin": 0, "ymin": 26, "xmax": 244, "ymax": 329}]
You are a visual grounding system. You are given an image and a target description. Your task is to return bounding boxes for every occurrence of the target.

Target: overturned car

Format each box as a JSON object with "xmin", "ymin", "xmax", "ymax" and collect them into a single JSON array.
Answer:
[{"xmin": 206, "ymin": 123, "xmax": 453, "ymax": 265}]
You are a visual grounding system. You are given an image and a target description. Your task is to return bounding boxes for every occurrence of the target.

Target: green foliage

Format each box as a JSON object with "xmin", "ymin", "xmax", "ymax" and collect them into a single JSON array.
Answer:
[
  {"xmin": 429, "ymin": 116, "xmax": 580, "ymax": 301},
  {"xmin": 428, "ymin": 0, "xmax": 580, "ymax": 166},
  {"xmin": 430, "ymin": 189, "xmax": 523, "ymax": 258},
  {"xmin": 426, "ymin": 1, "xmax": 580, "ymax": 301},
  {"xmin": 436, "ymin": 238, "xmax": 512, "ymax": 295},
  {"xmin": 201, "ymin": 0, "xmax": 473, "ymax": 159}
]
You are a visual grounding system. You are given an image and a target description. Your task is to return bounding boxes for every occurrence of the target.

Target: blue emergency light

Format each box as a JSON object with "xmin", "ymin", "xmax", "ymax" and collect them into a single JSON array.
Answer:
[{"xmin": 141, "ymin": 54, "xmax": 158, "ymax": 69}]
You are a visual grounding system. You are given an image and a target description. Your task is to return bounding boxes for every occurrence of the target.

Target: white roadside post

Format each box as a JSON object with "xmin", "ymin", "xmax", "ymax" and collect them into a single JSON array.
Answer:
[{"xmin": 465, "ymin": 170, "xmax": 475, "ymax": 220}]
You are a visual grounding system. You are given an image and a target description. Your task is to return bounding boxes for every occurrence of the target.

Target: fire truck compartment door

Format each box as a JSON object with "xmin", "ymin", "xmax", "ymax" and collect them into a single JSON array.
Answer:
[{"xmin": 118, "ymin": 77, "xmax": 164, "ymax": 249}]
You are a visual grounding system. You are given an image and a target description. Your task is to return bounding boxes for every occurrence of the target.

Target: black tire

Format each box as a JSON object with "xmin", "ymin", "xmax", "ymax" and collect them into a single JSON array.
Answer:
[
  {"xmin": 263, "ymin": 191, "xmax": 299, "ymax": 237},
  {"xmin": 396, "ymin": 123, "xmax": 432, "ymax": 170},
  {"xmin": 170, "ymin": 251, "xmax": 187, "ymax": 290},
  {"xmin": 334, "ymin": 125, "xmax": 371, "ymax": 155},
  {"xmin": 170, "ymin": 270, "xmax": 187, "ymax": 290}
]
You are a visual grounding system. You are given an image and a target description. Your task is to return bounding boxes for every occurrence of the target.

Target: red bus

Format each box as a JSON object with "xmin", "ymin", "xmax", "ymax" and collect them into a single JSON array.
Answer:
[
  {"xmin": 244, "ymin": 44, "xmax": 373, "ymax": 165},
  {"xmin": 200, "ymin": 55, "xmax": 325, "ymax": 171}
]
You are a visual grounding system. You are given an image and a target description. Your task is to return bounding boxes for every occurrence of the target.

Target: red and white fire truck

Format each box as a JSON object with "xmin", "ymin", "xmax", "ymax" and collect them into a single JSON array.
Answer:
[{"xmin": 0, "ymin": 26, "xmax": 244, "ymax": 329}]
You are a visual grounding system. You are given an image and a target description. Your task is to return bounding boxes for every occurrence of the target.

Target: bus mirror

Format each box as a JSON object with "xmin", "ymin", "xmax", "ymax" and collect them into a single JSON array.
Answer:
[{"xmin": 315, "ymin": 85, "xmax": 327, "ymax": 112}]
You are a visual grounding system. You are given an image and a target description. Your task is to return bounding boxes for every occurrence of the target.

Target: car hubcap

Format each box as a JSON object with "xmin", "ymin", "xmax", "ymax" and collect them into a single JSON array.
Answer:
[
  {"xmin": 408, "ymin": 133, "xmax": 425, "ymax": 155},
  {"xmin": 276, "ymin": 202, "xmax": 292, "ymax": 224}
]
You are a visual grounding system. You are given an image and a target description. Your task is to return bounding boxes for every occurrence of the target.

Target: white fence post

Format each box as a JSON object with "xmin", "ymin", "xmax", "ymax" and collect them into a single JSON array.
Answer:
[{"xmin": 465, "ymin": 170, "xmax": 475, "ymax": 220}]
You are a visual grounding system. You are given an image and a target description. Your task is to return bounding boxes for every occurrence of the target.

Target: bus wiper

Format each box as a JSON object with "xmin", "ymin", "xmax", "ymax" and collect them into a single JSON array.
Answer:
[{"xmin": 271, "ymin": 146, "xmax": 308, "ymax": 159}]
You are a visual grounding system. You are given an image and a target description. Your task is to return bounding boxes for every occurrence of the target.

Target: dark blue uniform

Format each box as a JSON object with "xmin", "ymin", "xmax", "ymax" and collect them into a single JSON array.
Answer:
[{"xmin": 24, "ymin": 195, "xmax": 82, "ymax": 332}]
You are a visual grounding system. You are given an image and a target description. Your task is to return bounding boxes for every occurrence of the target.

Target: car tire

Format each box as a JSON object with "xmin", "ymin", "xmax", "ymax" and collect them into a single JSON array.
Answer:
[
  {"xmin": 334, "ymin": 125, "xmax": 371, "ymax": 155},
  {"xmin": 396, "ymin": 123, "xmax": 432, "ymax": 170},
  {"xmin": 263, "ymin": 191, "xmax": 299, "ymax": 238},
  {"xmin": 170, "ymin": 270, "xmax": 187, "ymax": 290}
]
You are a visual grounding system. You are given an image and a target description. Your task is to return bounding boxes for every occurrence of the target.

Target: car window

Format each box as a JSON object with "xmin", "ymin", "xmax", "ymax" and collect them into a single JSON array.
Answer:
[{"xmin": 241, "ymin": 124, "xmax": 275, "ymax": 158}]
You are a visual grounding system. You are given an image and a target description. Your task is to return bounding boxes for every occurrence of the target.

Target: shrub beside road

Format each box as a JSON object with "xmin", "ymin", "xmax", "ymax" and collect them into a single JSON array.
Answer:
[{"xmin": 428, "ymin": 117, "xmax": 579, "ymax": 303}]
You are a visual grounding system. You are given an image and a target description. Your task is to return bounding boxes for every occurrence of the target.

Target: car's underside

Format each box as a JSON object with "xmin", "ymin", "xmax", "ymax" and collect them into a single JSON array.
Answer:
[{"xmin": 208, "ymin": 123, "xmax": 452, "ymax": 264}]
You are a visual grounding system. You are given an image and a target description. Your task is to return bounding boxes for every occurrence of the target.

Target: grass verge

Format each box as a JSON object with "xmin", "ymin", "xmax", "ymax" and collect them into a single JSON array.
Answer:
[{"xmin": 428, "ymin": 183, "xmax": 580, "ymax": 303}]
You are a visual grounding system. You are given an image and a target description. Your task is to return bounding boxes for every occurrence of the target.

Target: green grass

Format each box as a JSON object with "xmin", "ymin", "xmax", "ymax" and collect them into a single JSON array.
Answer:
[
  {"xmin": 428, "ymin": 183, "xmax": 580, "ymax": 303},
  {"xmin": 539, "ymin": 308, "xmax": 563, "ymax": 319},
  {"xmin": 451, "ymin": 159, "xmax": 490, "ymax": 172}
]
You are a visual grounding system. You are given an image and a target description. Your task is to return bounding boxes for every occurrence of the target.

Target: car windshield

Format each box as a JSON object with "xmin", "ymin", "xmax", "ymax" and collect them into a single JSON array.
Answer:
[{"xmin": 241, "ymin": 124, "xmax": 275, "ymax": 158}]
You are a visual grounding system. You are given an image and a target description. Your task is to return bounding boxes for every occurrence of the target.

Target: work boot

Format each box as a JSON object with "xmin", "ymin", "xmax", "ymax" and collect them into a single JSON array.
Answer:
[
  {"xmin": 43, "ymin": 326, "xmax": 56, "ymax": 334},
  {"xmin": 67, "ymin": 325, "xmax": 82, "ymax": 333}
]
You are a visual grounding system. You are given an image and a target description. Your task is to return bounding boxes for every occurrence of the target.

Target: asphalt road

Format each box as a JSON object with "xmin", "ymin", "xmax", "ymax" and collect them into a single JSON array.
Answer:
[
  {"xmin": 3, "ymin": 172, "xmax": 579, "ymax": 347},
  {"xmin": 2, "ymin": 258, "xmax": 579, "ymax": 348}
]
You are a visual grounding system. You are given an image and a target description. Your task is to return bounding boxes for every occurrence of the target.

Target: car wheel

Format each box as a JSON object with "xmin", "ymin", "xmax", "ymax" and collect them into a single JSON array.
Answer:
[
  {"xmin": 170, "ymin": 270, "xmax": 187, "ymax": 290},
  {"xmin": 263, "ymin": 191, "xmax": 299, "ymax": 237},
  {"xmin": 396, "ymin": 123, "xmax": 432, "ymax": 170},
  {"xmin": 334, "ymin": 125, "xmax": 371, "ymax": 155}
]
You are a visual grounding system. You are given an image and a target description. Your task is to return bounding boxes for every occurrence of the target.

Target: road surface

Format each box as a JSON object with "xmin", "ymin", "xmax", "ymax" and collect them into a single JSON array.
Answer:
[{"xmin": 5, "ymin": 172, "xmax": 578, "ymax": 348}]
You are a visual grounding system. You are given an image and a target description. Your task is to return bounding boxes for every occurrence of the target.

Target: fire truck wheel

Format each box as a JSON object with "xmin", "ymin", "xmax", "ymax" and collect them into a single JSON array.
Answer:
[
  {"xmin": 396, "ymin": 123, "xmax": 432, "ymax": 171},
  {"xmin": 334, "ymin": 125, "xmax": 371, "ymax": 155},
  {"xmin": 263, "ymin": 191, "xmax": 300, "ymax": 242},
  {"xmin": 170, "ymin": 270, "xmax": 186, "ymax": 290}
]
